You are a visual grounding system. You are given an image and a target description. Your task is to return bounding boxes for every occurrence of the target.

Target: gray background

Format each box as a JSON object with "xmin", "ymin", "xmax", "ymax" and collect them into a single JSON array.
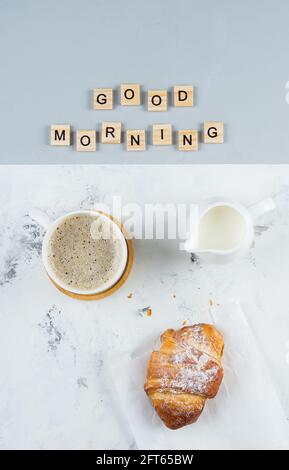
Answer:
[{"xmin": 1, "ymin": 0, "xmax": 289, "ymax": 164}]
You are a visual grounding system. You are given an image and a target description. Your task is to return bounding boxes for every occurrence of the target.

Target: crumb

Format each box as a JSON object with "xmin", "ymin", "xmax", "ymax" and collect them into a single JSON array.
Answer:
[
  {"xmin": 182, "ymin": 320, "xmax": 187, "ymax": 326},
  {"xmin": 173, "ymin": 294, "xmax": 176, "ymax": 298},
  {"xmin": 137, "ymin": 306, "xmax": 152, "ymax": 317},
  {"xmin": 190, "ymin": 253, "xmax": 199, "ymax": 263},
  {"xmin": 127, "ymin": 293, "xmax": 133, "ymax": 299},
  {"xmin": 209, "ymin": 299, "xmax": 213, "ymax": 306}
]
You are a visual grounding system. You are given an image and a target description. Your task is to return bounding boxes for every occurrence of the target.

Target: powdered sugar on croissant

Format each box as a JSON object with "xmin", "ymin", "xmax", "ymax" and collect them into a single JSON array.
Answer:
[{"xmin": 144, "ymin": 324, "xmax": 224, "ymax": 430}]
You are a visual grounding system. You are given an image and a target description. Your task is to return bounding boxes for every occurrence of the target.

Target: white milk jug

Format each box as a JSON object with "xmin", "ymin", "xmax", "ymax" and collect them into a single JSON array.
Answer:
[{"xmin": 180, "ymin": 198, "xmax": 275, "ymax": 264}]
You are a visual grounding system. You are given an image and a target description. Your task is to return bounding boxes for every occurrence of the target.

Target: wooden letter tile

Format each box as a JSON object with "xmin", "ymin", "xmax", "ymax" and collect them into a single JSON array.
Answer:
[
  {"xmin": 93, "ymin": 88, "xmax": 113, "ymax": 110},
  {"xmin": 126, "ymin": 130, "xmax": 146, "ymax": 151},
  {"xmin": 120, "ymin": 84, "xmax": 141, "ymax": 106},
  {"xmin": 148, "ymin": 90, "xmax": 167, "ymax": 111},
  {"xmin": 204, "ymin": 121, "xmax": 224, "ymax": 143},
  {"xmin": 152, "ymin": 124, "xmax": 172, "ymax": 145},
  {"xmin": 50, "ymin": 124, "xmax": 70, "ymax": 146},
  {"xmin": 76, "ymin": 130, "xmax": 96, "ymax": 152},
  {"xmin": 178, "ymin": 130, "xmax": 198, "ymax": 151},
  {"xmin": 101, "ymin": 122, "xmax": 122, "ymax": 144},
  {"xmin": 173, "ymin": 85, "xmax": 193, "ymax": 107}
]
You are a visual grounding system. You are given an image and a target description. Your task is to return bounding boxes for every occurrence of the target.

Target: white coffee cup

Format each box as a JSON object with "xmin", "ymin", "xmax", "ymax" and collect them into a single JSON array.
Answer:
[
  {"xmin": 180, "ymin": 197, "xmax": 275, "ymax": 264},
  {"xmin": 30, "ymin": 208, "xmax": 128, "ymax": 295}
]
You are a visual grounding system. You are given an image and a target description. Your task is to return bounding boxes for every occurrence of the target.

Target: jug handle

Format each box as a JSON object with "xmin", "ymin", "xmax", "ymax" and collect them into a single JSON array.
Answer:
[
  {"xmin": 29, "ymin": 208, "xmax": 53, "ymax": 230},
  {"xmin": 248, "ymin": 198, "xmax": 275, "ymax": 220}
]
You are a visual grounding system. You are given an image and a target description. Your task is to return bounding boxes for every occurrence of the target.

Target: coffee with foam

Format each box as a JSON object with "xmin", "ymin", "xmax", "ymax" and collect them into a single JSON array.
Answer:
[{"xmin": 47, "ymin": 213, "xmax": 123, "ymax": 292}]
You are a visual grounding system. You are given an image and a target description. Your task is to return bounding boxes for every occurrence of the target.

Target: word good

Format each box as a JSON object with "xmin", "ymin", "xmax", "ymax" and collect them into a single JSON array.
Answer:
[
  {"xmin": 93, "ymin": 84, "xmax": 194, "ymax": 110},
  {"xmin": 50, "ymin": 122, "xmax": 224, "ymax": 151}
]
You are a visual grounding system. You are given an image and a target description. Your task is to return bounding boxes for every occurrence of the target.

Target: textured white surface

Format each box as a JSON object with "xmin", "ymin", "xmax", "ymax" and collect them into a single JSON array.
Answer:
[{"xmin": 0, "ymin": 165, "xmax": 289, "ymax": 449}]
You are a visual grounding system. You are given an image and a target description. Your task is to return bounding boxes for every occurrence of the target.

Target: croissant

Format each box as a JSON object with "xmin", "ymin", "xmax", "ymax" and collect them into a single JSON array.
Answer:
[{"xmin": 144, "ymin": 324, "xmax": 224, "ymax": 430}]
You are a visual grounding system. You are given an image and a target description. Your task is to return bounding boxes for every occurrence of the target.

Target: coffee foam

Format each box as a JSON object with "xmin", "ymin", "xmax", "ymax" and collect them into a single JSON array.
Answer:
[{"xmin": 47, "ymin": 214, "xmax": 123, "ymax": 291}]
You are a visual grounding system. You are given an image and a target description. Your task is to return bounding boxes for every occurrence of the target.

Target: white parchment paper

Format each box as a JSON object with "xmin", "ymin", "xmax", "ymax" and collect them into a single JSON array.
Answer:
[{"xmin": 108, "ymin": 302, "xmax": 289, "ymax": 450}]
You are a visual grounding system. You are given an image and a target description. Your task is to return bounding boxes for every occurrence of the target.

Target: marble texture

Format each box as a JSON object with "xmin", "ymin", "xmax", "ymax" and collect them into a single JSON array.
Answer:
[{"xmin": 0, "ymin": 165, "xmax": 289, "ymax": 449}]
